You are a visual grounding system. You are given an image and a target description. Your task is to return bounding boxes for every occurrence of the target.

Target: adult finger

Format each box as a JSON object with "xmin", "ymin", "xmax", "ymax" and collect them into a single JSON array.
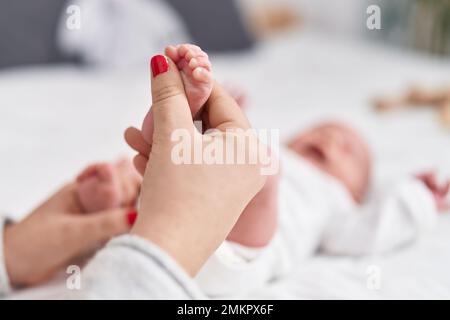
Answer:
[
  {"xmin": 133, "ymin": 154, "xmax": 148, "ymax": 176},
  {"xmin": 149, "ymin": 55, "xmax": 193, "ymax": 138},
  {"xmin": 124, "ymin": 127, "xmax": 152, "ymax": 156},
  {"xmin": 204, "ymin": 81, "xmax": 251, "ymax": 132},
  {"xmin": 79, "ymin": 208, "xmax": 135, "ymax": 249}
]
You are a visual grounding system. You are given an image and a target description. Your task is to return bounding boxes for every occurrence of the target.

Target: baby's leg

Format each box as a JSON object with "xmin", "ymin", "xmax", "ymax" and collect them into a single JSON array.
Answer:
[
  {"xmin": 76, "ymin": 159, "xmax": 141, "ymax": 213},
  {"xmin": 227, "ymin": 161, "xmax": 280, "ymax": 248}
]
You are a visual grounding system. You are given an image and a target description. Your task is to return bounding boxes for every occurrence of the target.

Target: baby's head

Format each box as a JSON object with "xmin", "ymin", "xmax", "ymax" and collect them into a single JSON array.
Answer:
[{"xmin": 288, "ymin": 121, "xmax": 371, "ymax": 203}]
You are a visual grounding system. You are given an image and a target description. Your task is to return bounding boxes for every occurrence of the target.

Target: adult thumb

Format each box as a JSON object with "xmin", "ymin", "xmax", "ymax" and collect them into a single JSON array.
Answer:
[{"xmin": 149, "ymin": 55, "xmax": 193, "ymax": 137}]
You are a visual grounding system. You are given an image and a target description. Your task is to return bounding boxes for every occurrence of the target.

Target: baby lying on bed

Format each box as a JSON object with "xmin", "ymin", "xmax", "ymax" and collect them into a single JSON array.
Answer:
[{"xmin": 75, "ymin": 44, "xmax": 450, "ymax": 297}]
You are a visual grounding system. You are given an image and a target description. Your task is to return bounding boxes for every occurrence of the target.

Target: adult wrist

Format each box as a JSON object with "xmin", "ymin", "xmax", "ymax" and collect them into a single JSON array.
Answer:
[{"xmin": 131, "ymin": 215, "xmax": 214, "ymax": 277}]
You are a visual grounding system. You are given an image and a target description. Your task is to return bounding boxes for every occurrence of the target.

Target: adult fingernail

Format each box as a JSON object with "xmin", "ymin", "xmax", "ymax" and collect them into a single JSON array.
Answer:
[
  {"xmin": 126, "ymin": 210, "xmax": 138, "ymax": 227},
  {"xmin": 151, "ymin": 55, "xmax": 169, "ymax": 77}
]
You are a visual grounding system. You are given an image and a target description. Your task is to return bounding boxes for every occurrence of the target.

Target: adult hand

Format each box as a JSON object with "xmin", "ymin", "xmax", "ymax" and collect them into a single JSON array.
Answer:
[
  {"xmin": 4, "ymin": 183, "xmax": 133, "ymax": 287},
  {"xmin": 127, "ymin": 56, "xmax": 266, "ymax": 276}
]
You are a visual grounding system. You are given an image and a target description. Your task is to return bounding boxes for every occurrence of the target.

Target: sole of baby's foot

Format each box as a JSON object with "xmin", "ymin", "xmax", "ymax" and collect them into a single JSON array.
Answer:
[
  {"xmin": 76, "ymin": 163, "xmax": 122, "ymax": 213},
  {"xmin": 141, "ymin": 44, "xmax": 213, "ymax": 145},
  {"xmin": 165, "ymin": 44, "xmax": 213, "ymax": 117}
]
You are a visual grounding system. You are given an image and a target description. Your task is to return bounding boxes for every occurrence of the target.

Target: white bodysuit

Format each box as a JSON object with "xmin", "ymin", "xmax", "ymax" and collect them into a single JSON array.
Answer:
[
  {"xmin": 0, "ymin": 149, "xmax": 436, "ymax": 298},
  {"xmin": 196, "ymin": 148, "xmax": 437, "ymax": 298}
]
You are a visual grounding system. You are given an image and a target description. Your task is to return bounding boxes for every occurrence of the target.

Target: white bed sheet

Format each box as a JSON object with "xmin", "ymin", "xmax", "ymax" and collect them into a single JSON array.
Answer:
[{"xmin": 1, "ymin": 30, "xmax": 450, "ymax": 299}]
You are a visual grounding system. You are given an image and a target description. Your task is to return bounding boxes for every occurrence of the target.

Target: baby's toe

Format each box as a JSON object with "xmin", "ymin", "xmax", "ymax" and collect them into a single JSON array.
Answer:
[
  {"xmin": 165, "ymin": 45, "xmax": 181, "ymax": 63},
  {"xmin": 189, "ymin": 56, "xmax": 212, "ymax": 71},
  {"xmin": 176, "ymin": 58, "xmax": 189, "ymax": 71},
  {"xmin": 179, "ymin": 44, "xmax": 208, "ymax": 61},
  {"xmin": 192, "ymin": 67, "xmax": 212, "ymax": 83}
]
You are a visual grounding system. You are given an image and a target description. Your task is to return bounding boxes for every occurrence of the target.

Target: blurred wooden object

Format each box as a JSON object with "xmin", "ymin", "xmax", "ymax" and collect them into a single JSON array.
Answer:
[
  {"xmin": 249, "ymin": 5, "xmax": 301, "ymax": 37},
  {"xmin": 373, "ymin": 85, "xmax": 450, "ymax": 127},
  {"xmin": 441, "ymin": 101, "xmax": 450, "ymax": 127}
]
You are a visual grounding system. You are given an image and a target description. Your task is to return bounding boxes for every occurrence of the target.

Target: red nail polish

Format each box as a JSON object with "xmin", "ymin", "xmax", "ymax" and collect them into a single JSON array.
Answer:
[
  {"xmin": 151, "ymin": 55, "xmax": 169, "ymax": 77},
  {"xmin": 126, "ymin": 210, "xmax": 137, "ymax": 226}
]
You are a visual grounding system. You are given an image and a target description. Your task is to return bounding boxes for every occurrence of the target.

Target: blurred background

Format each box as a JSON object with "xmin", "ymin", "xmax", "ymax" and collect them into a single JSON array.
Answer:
[
  {"xmin": 1, "ymin": 0, "xmax": 450, "ymax": 218},
  {"xmin": 1, "ymin": 0, "xmax": 450, "ymax": 215},
  {"xmin": 1, "ymin": 0, "xmax": 450, "ymax": 299},
  {"xmin": 1, "ymin": 0, "xmax": 450, "ymax": 69}
]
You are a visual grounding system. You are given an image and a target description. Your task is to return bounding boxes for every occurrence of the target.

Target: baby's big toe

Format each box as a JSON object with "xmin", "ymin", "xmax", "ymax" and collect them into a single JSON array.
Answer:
[{"xmin": 165, "ymin": 45, "xmax": 180, "ymax": 63}]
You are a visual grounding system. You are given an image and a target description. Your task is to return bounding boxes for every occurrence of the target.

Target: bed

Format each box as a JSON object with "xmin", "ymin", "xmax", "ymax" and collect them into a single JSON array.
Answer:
[{"xmin": 1, "ymin": 29, "xmax": 450, "ymax": 299}]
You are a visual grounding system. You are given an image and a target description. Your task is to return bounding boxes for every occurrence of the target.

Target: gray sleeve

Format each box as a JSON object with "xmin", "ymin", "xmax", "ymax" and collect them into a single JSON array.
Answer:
[
  {"xmin": 71, "ymin": 235, "xmax": 207, "ymax": 299},
  {"xmin": 0, "ymin": 215, "xmax": 12, "ymax": 296}
]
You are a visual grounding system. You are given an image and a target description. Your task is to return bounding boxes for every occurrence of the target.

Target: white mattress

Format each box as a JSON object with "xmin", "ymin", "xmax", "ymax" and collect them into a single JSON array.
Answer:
[{"xmin": 1, "ymin": 30, "xmax": 450, "ymax": 299}]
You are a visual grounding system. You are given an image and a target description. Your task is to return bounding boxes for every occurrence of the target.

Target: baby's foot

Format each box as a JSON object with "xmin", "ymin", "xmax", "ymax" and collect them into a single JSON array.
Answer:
[
  {"xmin": 166, "ymin": 44, "xmax": 213, "ymax": 115},
  {"xmin": 76, "ymin": 159, "xmax": 141, "ymax": 213},
  {"xmin": 142, "ymin": 44, "xmax": 213, "ymax": 144}
]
